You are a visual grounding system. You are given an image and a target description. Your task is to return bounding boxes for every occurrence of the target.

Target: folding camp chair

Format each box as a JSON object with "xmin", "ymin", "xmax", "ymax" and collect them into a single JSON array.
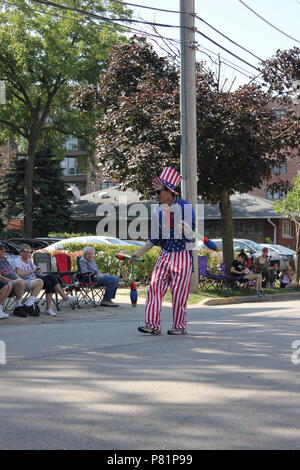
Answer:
[
  {"xmin": 75, "ymin": 256, "xmax": 105, "ymax": 307},
  {"xmin": 32, "ymin": 252, "xmax": 74, "ymax": 311},
  {"xmin": 53, "ymin": 253, "xmax": 80, "ymax": 309},
  {"xmin": 198, "ymin": 256, "xmax": 223, "ymax": 292},
  {"xmin": 219, "ymin": 262, "xmax": 248, "ymax": 292},
  {"xmin": 33, "ymin": 252, "xmax": 52, "ymax": 274}
]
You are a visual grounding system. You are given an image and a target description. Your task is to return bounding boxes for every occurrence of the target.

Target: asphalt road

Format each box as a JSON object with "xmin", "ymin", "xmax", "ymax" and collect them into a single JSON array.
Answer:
[{"xmin": 0, "ymin": 294, "xmax": 300, "ymax": 450}]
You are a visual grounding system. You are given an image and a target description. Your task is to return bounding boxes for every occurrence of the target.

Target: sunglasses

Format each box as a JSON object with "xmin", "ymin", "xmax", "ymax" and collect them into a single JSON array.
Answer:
[{"xmin": 154, "ymin": 189, "xmax": 167, "ymax": 195}]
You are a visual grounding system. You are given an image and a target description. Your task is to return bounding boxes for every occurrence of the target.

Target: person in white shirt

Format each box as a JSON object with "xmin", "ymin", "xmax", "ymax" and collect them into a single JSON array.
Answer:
[
  {"xmin": 15, "ymin": 244, "xmax": 77, "ymax": 316},
  {"xmin": 279, "ymin": 264, "xmax": 300, "ymax": 289}
]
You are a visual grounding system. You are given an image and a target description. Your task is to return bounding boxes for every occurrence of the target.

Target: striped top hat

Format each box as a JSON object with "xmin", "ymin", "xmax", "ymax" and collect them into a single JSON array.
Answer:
[{"xmin": 152, "ymin": 167, "xmax": 182, "ymax": 195}]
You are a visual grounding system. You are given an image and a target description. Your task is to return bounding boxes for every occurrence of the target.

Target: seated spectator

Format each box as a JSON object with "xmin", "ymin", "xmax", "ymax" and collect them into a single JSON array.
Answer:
[
  {"xmin": 279, "ymin": 263, "xmax": 300, "ymax": 289},
  {"xmin": 238, "ymin": 249, "xmax": 248, "ymax": 265},
  {"xmin": 238, "ymin": 249, "xmax": 253, "ymax": 270},
  {"xmin": 79, "ymin": 246, "xmax": 120, "ymax": 307},
  {"xmin": 254, "ymin": 247, "xmax": 278, "ymax": 288},
  {"xmin": 230, "ymin": 254, "xmax": 265, "ymax": 297},
  {"xmin": 0, "ymin": 281, "xmax": 12, "ymax": 319},
  {"xmin": 0, "ymin": 243, "xmax": 42, "ymax": 317},
  {"xmin": 15, "ymin": 244, "xmax": 77, "ymax": 317}
]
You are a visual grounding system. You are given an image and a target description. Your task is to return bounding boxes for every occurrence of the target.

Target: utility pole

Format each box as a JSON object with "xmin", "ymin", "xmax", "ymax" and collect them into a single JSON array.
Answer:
[{"xmin": 180, "ymin": 0, "xmax": 199, "ymax": 293}]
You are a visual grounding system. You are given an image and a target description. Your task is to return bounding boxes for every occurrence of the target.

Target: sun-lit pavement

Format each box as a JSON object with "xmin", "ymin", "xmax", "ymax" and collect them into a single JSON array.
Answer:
[{"xmin": 0, "ymin": 292, "xmax": 300, "ymax": 450}]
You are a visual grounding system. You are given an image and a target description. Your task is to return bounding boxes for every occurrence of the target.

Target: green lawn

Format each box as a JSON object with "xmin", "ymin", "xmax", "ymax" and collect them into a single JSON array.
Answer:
[{"xmin": 119, "ymin": 286, "xmax": 295, "ymax": 305}]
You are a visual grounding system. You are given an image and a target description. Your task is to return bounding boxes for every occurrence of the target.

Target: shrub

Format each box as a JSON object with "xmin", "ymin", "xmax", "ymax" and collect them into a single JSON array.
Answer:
[
  {"xmin": 43, "ymin": 243, "xmax": 160, "ymax": 286},
  {"xmin": 42, "ymin": 243, "xmax": 222, "ymax": 286}
]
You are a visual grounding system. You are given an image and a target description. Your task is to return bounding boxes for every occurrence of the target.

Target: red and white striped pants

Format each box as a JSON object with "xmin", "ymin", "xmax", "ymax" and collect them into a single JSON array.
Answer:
[{"xmin": 145, "ymin": 250, "xmax": 192, "ymax": 331}]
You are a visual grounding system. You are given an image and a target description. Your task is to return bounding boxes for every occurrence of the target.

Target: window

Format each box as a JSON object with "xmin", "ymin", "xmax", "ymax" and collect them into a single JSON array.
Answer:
[
  {"xmin": 63, "ymin": 136, "xmax": 85, "ymax": 151},
  {"xmin": 282, "ymin": 220, "xmax": 292, "ymax": 238},
  {"xmin": 101, "ymin": 181, "xmax": 119, "ymax": 189},
  {"xmin": 266, "ymin": 189, "xmax": 286, "ymax": 200},
  {"xmin": 272, "ymin": 108, "xmax": 285, "ymax": 121},
  {"xmin": 60, "ymin": 157, "xmax": 84, "ymax": 175},
  {"xmin": 271, "ymin": 163, "xmax": 287, "ymax": 175}
]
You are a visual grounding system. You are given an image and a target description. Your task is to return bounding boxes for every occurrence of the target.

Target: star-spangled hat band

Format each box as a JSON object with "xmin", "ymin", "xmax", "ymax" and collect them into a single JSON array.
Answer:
[{"xmin": 152, "ymin": 167, "xmax": 182, "ymax": 195}]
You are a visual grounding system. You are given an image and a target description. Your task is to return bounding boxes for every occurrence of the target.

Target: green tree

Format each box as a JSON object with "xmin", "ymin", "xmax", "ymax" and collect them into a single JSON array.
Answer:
[
  {"xmin": 274, "ymin": 172, "xmax": 300, "ymax": 281},
  {"xmin": 0, "ymin": 0, "xmax": 131, "ymax": 236},
  {"xmin": 72, "ymin": 38, "xmax": 300, "ymax": 269},
  {"xmin": 0, "ymin": 147, "xmax": 73, "ymax": 236}
]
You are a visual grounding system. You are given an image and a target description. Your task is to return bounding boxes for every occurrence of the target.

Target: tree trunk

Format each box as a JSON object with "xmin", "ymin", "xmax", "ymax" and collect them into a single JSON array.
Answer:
[
  {"xmin": 23, "ymin": 135, "xmax": 39, "ymax": 237},
  {"xmin": 219, "ymin": 190, "xmax": 234, "ymax": 273}
]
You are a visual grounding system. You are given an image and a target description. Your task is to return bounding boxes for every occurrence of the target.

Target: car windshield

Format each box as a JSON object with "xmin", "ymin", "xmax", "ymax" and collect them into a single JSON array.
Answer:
[
  {"xmin": 104, "ymin": 238, "xmax": 130, "ymax": 245},
  {"xmin": 264, "ymin": 246, "xmax": 278, "ymax": 253},
  {"xmin": 242, "ymin": 240, "xmax": 263, "ymax": 251},
  {"xmin": 273, "ymin": 245, "xmax": 295, "ymax": 254}
]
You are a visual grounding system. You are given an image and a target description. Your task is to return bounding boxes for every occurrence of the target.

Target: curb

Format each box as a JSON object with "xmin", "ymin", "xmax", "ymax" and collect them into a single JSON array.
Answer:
[{"xmin": 201, "ymin": 291, "xmax": 300, "ymax": 306}]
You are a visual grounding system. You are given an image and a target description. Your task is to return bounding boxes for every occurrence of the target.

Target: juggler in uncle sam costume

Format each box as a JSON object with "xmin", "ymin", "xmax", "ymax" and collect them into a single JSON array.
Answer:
[{"xmin": 131, "ymin": 167, "xmax": 196, "ymax": 335}]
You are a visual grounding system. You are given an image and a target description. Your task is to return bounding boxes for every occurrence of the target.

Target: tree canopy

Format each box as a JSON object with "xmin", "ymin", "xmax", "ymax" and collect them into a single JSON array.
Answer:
[
  {"xmin": 0, "ymin": 0, "xmax": 132, "ymax": 236},
  {"xmin": 0, "ymin": 147, "xmax": 73, "ymax": 236},
  {"xmin": 72, "ymin": 38, "xmax": 299, "ymax": 198},
  {"xmin": 72, "ymin": 37, "xmax": 300, "ymax": 266},
  {"xmin": 274, "ymin": 171, "xmax": 300, "ymax": 280}
]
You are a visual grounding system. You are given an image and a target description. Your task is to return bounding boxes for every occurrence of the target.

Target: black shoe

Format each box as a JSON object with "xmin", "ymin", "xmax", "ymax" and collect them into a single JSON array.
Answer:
[
  {"xmin": 13, "ymin": 306, "xmax": 27, "ymax": 318},
  {"xmin": 23, "ymin": 305, "xmax": 40, "ymax": 317}
]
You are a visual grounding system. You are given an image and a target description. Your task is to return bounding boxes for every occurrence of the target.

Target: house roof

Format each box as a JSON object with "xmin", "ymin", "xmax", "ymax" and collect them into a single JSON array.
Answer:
[
  {"xmin": 204, "ymin": 193, "xmax": 283, "ymax": 219},
  {"xmin": 71, "ymin": 187, "xmax": 284, "ymax": 220}
]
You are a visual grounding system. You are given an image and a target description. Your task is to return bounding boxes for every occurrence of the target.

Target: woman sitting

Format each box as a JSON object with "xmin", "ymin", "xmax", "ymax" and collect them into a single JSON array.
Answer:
[
  {"xmin": 15, "ymin": 244, "xmax": 78, "ymax": 316},
  {"xmin": 78, "ymin": 246, "xmax": 120, "ymax": 307},
  {"xmin": 254, "ymin": 247, "xmax": 278, "ymax": 288},
  {"xmin": 279, "ymin": 261, "xmax": 300, "ymax": 289},
  {"xmin": 230, "ymin": 253, "xmax": 265, "ymax": 296}
]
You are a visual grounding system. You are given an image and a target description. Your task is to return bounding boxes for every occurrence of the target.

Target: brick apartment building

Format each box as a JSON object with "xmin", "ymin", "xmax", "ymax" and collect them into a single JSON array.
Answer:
[{"xmin": 0, "ymin": 136, "xmax": 117, "ymax": 197}]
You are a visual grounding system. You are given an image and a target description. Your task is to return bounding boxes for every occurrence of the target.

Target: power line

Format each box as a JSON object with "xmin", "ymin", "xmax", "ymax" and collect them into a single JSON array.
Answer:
[
  {"xmin": 3, "ymin": 0, "xmax": 188, "ymax": 48},
  {"xmin": 3, "ymin": 0, "xmax": 262, "ymax": 82},
  {"xmin": 197, "ymin": 45, "xmax": 264, "ymax": 84},
  {"xmin": 3, "ymin": 0, "xmax": 73, "ymax": 20},
  {"xmin": 106, "ymin": 0, "xmax": 182, "ymax": 14},
  {"xmin": 195, "ymin": 14, "xmax": 262, "ymax": 61},
  {"xmin": 238, "ymin": 0, "xmax": 300, "ymax": 44},
  {"xmin": 29, "ymin": 0, "xmax": 186, "ymax": 29},
  {"xmin": 195, "ymin": 29, "xmax": 260, "ymax": 71}
]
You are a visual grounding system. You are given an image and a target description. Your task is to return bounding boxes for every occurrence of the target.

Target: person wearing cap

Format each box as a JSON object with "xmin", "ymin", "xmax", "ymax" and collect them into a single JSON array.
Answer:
[{"xmin": 132, "ymin": 167, "xmax": 196, "ymax": 335}]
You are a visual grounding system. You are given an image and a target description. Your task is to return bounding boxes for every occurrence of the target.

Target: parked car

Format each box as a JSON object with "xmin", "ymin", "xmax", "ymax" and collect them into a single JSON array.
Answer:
[
  {"xmin": 198, "ymin": 238, "xmax": 283, "ymax": 265},
  {"xmin": 34, "ymin": 237, "xmax": 63, "ymax": 246},
  {"xmin": 0, "ymin": 240, "xmax": 20, "ymax": 268},
  {"xmin": 0, "ymin": 240, "xmax": 20, "ymax": 255},
  {"xmin": 43, "ymin": 236, "xmax": 132, "ymax": 251},
  {"xmin": 5, "ymin": 238, "xmax": 50, "ymax": 250},
  {"xmin": 124, "ymin": 240, "xmax": 146, "ymax": 247},
  {"xmin": 261, "ymin": 243, "xmax": 296, "ymax": 263}
]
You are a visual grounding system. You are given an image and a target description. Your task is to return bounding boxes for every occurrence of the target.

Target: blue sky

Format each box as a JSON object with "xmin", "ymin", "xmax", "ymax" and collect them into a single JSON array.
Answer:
[{"xmin": 128, "ymin": 0, "xmax": 300, "ymax": 89}]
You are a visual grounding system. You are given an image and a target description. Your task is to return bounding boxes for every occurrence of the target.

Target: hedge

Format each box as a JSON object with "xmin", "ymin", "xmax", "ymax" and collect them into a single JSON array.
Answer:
[{"xmin": 41, "ymin": 243, "xmax": 221, "ymax": 286}]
